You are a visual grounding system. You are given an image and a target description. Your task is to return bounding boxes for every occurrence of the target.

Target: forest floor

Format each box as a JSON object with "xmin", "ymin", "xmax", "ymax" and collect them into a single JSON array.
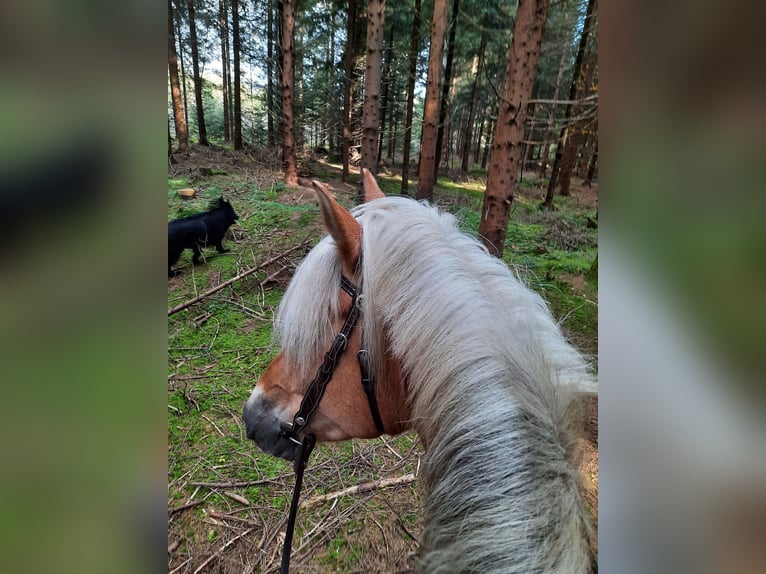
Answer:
[{"xmin": 167, "ymin": 145, "xmax": 599, "ymax": 573}]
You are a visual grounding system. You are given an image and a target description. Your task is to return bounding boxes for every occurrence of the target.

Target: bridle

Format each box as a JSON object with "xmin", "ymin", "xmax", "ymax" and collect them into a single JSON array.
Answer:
[{"xmin": 277, "ymin": 261, "xmax": 384, "ymax": 573}]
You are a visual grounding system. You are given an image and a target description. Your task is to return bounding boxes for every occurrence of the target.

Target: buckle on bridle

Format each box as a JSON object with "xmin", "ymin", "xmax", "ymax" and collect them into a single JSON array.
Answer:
[{"xmin": 279, "ymin": 421, "xmax": 303, "ymax": 446}]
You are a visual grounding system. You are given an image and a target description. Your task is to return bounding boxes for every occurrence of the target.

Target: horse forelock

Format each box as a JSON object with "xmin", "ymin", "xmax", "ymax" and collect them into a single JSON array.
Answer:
[{"xmin": 274, "ymin": 237, "xmax": 343, "ymax": 384}]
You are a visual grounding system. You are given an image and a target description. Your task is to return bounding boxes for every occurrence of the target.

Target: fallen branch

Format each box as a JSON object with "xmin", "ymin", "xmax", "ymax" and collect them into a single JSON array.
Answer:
[
  {"xmin": 168, "ymin": 239, "xmax": 312, "ymax": 316},
  {"xmin": 191, "ymin": 528, "xmax": 253, "ymax": 574},
  {"xmin": 168, "ymin": 499, "xmax": 204, "ymax": 515},
  {"xmin": 300, "ymin": 473, "xmax": 417, "ymax": 509},
  {"xmin": 189, "ymin": 477, "xmax": 288, "ymax": 488}
]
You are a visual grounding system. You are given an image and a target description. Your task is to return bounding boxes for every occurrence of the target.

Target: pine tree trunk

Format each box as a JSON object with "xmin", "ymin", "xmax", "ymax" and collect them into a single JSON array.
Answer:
[
  {"xmin": 341, "ymin": 0, "xmax": 360, "ymax": 182},
  {"xmin": 377, "ymin": 22, "xmax": 394, "ymax": 163},
  {"xmin": 441, "ymin": 72, "xmax": 457, "ymax": 169},
  {"xmin": 434, "ymin": 0, "xmax": 459, "ymax": 177},
  {"xmin": 543, "ymin": 0, "xmax": 596, "ymax": 208},
  {"xmin": 276, "ymin": 0, "xmax": 284, "ymax": 149},
  {"xmin": 558, "ymin": 46, "xmax": 597, "ymax": 195},
  {"xmin": 541, "ymin": 42, "xmax": 568, "ymax": 172},
  {"xmin": 169, "ymin": 0, "xmax": 189, "ymax": 153},
  {"xmin": 584, "ymin": 142, "xmax": 598, "ymax": 186},
  {"xmin": 282, "ymin": 0, "xmax": 298, "ymax": 185},
  {"xmin": 267, "ymin": 0, "xmax": 275, "ymax": 147},
  {"xmin": 473, "ymin": 115, "xmax": 484, "ymax": 166},
  {"xmin": 478, "ymin": 0, "xmax": 549, "ymax": 257},
  {"xmin": 400, "ymin": 0, "xmax": 421, "ymax": 194},
  {"xmin": 232, "ymin": 0, "xmax": 243, "ymax": 149},
  {"xmin": 416, "ymin": 0, "xmax": 448, "ymax": 200},
  {"xmin": 386, "ymin": 74, "xmax": 397, "ymax": 161},
  {"xmin": 175, "ymin": 10, "xmax": 190, "ymax": 133},
  {"xmin": 328, "ymin": 18, "xmax": 337, "ymax": 154},
  {"xmin": 219, "ymin": 0, "xmax": 231, "ymax": 143},
  {"xmin": 460, "ymin": 27, "xmax": 487, "ymax": 178},
  {"xmin": 360, "ymin": 0, "xmax": 386, "ymax": 179},
  {"xmin": 187, "ymin": 0, "xmax": 209, "ymax": 146}
]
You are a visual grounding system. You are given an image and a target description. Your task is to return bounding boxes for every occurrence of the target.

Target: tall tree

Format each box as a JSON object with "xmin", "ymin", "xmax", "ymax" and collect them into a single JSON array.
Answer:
[
  {"xmin": 266, "ymin": 0, "xmax": 276, "ymax": 147},
  {"xmin": 168, "ymin": 0, "xmax": 189, "ymax": 153},
  {"xmin": 557, "ymin": 45, "xmax": 597, "ymax": 195},
  {"xmin": 174, "ymin": 7, "xmax": 190, "ymax": 131},
  {"xmin": 434, "ymin": 0, "xmax": 459, "ymax": 176},
  {"xmin": 282, "ymin": 0, "xmax": 298, "ymax": 185},
  {"xmin": 400, "ymin": 0, "xmax": 421, "ymax": 194},
  {"xmin": 377, "ymin": 22, "xmax": 395, "ymax": 163},
  {"xmin": 478, "ymin": 0, "xmax": 549, "ymax": 257},
  {"xmin": 540, "ymin": 42, "xmax": 569, "ymax": 178},
  {"xmin": 543, "ymin": 0, "xmax": 596, "ymax": 208},
  {"xmin": 232, "ymin": 0, "xmax": 243, "ymax": 149},
  {"xmin": 341, "ymin": 0, "xmax": 362, "ymax": 182},
  {"xmin": 360, "ymin": 0, "xmax": 387, "ymax": 177},
  {"xmin": 416, "ymin": 0, "xmax": 448, "ymax": 200},
  {"xmin": 460, "ymin": 25, "xmax": 488, "ymax": 178},
  {"xmin": 187, "ymin": 0, "xmax": 209, "ymax": 146},
  {"xmin": 219, "ymin": 0, "xmax": 231, "ymax": 143}
]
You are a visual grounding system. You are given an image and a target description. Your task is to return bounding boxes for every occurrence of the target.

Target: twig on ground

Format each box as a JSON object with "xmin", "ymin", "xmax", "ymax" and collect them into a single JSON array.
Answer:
[
  {"xmin": 378, "ymin": 435, "xmax": 404, "ymax": 461},
  {"xmin": 201, "ymin": 414, "xmax": 225, "ymax": 438},
  {"xmin": 191, "ymin": 528, "xmax": 254, "ymax": 574},
  {"xmin": 168, "ymin": 500, "xmax": 204, "ymax": 515},
  {"xmin": 208, "ymin": 510, "xmax": 262, "ymax": 528},
  {"xmin": 300, "ymin": 473, "xmax": 417, "ymax": 509},
  {"xmin": 168, "ymin": 239, "xmax": 312, "ymax": 316},
  {"xmin": 261, "ymin": 263, "xmax": 291, "ymax": 285},
  {"xmin": 189, "ymin": 477, "xmax": 288, "ymax": 488}
]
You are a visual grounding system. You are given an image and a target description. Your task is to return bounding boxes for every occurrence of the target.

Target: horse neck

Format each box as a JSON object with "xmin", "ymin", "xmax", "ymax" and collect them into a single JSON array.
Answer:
[{"xmin": 414, "ymin": 367, "xmax": 592, "ymax": 574}]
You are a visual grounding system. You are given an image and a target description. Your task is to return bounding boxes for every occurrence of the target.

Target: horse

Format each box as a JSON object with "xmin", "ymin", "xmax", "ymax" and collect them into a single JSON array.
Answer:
[{"xmin": 243, "ymin": 169, "xmax": 597, "ymax": 573}]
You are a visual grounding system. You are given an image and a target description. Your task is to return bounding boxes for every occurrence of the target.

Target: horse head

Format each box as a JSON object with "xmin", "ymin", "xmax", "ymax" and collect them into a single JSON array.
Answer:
[{"xmin": 242, "ymin": 170, "xmax": 409, "ymax": 461}]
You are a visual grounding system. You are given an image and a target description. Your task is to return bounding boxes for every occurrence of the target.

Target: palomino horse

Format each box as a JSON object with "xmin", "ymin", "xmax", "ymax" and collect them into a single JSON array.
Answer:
[{"xmin": 244, "ymin": 170, "xmax": 597, "ymax": 573}]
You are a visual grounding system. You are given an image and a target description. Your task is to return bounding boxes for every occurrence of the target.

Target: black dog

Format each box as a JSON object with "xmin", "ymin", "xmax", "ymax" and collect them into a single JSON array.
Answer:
[{"xmin": 168, "ymin": 198, "xmax": 239, "ymax": 276}]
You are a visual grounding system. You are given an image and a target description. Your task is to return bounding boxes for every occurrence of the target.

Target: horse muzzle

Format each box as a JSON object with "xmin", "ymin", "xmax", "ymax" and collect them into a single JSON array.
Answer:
[{"xmin": 242, "ymin": 391, "xmax": 300, "ymax": 462}]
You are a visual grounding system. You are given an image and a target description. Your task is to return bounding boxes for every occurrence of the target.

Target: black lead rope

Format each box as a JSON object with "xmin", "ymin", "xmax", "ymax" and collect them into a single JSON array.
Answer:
[
  {"xmin": 277, "ymin": 269, "xmax": 385, "ymax": 572},
  {"xmin": 280, "ymin": 433, "xmax": 316, "ymax": 574}
]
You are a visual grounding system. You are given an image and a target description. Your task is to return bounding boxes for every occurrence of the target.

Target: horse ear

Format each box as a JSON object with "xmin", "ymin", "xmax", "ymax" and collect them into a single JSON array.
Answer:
[
  {"xmin": 361, "ymin": 168, "xmax": 385, "ymax": 202},
  {"xmin": 312, "ymin": 180, "xmax": 361, "ymax": 272}
]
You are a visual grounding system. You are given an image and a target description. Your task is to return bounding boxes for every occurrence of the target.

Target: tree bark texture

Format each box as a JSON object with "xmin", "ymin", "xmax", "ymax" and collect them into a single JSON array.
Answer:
[
  {"xmin": 219, "ymin": 0, "xmax": 231, "ymax": 142},
  {"xmin": 400, "ymin": 0, "xmax": 421, "ymax": 194},
  {"xmin": 416, "ymin": 0, "xmax": 448, "ymax": 200},
  {"xmin": 169, "ymin": 0, "xmax": 189, "ymax": 152},
  {"xmin": 478, "ymin": 0, "xmax": 549, "ymax": 257},
  {"xmin": 282, "ymin": 0, "xmax": 298, "ymax": 185},
  {"xmin": 175, "ymin": 10, "xmax": 190, "ymax": 131},
  {"xmin": 232, "ymin": 0, "xmax": 243, "ymax": 149},
  {"xmin": 434, "ymin": 0, "xmax": 459, "ymax": 176},
  {"xmin": 361, "ymin": 0, "xmax": 386, "ymax": 177},
  {"xmin": 187, "ymin": 0, "xmax": 209, "ymax": 146},
  {"xmin": 544, "ymin": 0, "xmax": 596, "ymax": 208}
]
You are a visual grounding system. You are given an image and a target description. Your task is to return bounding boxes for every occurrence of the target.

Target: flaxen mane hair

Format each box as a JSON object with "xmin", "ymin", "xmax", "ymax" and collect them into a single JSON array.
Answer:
[{"xmin": 276, "ymin": 196, "xmax": 595, "ymax": 573}]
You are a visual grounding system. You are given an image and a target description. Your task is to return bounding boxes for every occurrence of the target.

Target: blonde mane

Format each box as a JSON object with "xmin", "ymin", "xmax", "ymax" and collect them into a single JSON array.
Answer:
[{"xmin": 276, "ymin": 195, "xmax": 596, "ymax": 572}]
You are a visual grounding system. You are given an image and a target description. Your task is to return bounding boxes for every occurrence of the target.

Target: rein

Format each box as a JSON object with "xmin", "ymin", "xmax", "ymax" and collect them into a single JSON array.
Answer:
[{"xmin": 277, "ymin": 270, "xmax": 384, "ymax": 573}]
